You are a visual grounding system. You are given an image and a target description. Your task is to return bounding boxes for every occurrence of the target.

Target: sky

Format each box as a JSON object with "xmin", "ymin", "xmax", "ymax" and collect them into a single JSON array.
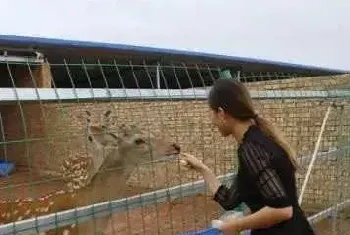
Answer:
[{"xmin": 1, "ymin": 0, "xmax": 350, "ymax": 71}]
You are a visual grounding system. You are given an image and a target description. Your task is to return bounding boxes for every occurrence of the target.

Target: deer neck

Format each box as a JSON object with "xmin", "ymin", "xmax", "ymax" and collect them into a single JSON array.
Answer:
[{"xmin": 86, "ymin": 145, "xmax": 117, "ymax": 178}]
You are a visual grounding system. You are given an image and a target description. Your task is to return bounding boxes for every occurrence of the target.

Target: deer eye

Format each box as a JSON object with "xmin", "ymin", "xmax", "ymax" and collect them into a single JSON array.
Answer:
[{"xmin": 134, "ymin": 138, "xmax": 145, "ymax": 145}]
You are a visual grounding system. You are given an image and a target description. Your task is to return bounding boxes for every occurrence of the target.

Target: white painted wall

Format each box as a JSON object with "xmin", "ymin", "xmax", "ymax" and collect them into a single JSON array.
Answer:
[{"xmin": 1, "ymin": 0, "xmax": 349, "ymax": 70}]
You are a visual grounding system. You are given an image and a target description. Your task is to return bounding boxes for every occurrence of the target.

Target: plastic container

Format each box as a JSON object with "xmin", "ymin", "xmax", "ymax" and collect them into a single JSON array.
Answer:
[
  {"xmin": 0, "ymin": 160, "xmax": 15, "ymax": 177},
  {"xmin": 177, "ymin": 227, "xmax": 221, "ymax": 235},
  {"xmin": 219, "ymin": 210, "xmax": 244, "ymax": 221},
  {"xmin": 179, "ymin": 205, "xmax": 252, "ymax": 235},
  {"xmin": 178, "ymin": 227, "xmax": 251, "ymax": 235},
  {"xmin": 219, "ymin": 210, "xmax": 251, "ymax": 235}
]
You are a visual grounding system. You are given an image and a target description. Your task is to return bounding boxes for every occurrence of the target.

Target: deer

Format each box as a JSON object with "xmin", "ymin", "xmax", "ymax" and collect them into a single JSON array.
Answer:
[{"xmin": 0, "ymin": 109, "xmax": 181, "ymax": 235}]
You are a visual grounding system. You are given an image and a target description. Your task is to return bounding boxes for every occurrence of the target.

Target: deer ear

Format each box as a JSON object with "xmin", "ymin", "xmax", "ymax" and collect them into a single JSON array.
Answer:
[
  {"xmin": 89, "ymin": 125, "xmax": 121, "ymax": 147},
  {"xmin": 104, "ymin": 110, "xmax": 112, "ymax": 117},
  {"xmin": 118, "ymin": 124, "xmax": 130, "ymax": 136},
  {"xmin": 129, "ymin": 124, "xmax": 142, "ymax": 134}
]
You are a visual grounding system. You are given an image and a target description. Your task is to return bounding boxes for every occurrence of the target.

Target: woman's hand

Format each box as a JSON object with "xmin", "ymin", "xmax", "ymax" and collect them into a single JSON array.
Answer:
[
  {"xmin": 221, "ymin": 216, "xmax": 240, "ymax": 235},
  {"xmin": 212, "ymin": 216, "xmax": 240, "ymax": 235},
  {"xmin": 179, "ymin": 153, "xmax": 207, "ymax": 172},
  {"xmin": 179, "ymin": 153, "xmax": 221, "ymax": 195}
]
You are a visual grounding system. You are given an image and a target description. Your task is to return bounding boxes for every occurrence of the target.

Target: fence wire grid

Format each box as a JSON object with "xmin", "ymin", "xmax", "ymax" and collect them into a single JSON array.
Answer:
[{"xmin": 0, "ymin": 58, "xmax": 349, "ymax": 235}]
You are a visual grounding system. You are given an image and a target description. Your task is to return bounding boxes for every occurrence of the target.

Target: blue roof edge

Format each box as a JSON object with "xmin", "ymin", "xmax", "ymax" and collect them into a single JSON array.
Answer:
[{"xmin": 0, "ymin": 34, "xmax": 349, "ymax": 74}]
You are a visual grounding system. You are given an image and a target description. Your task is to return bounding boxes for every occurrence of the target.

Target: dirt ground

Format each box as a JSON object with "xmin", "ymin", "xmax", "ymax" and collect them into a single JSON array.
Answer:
[
  {"xmin": 104, "ymin": 194, "xmax": 222, "ymax": 235},
  {"xmin": 0, "ymin": 168, "xmax": 66, "ymax": 201},
  {"xmin": 1, "ymin": 171, "xmax": 349, "ymax": 235}
]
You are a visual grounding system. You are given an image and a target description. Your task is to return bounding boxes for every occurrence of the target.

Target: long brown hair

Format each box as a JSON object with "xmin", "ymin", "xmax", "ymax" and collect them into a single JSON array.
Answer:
[{"xmin": 208, "ymin": 79, "xmax": 298, "ymax": 169}]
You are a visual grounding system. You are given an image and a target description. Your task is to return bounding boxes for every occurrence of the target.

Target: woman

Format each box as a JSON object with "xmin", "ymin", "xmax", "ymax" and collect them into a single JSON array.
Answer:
[{"xmin": 180, "ymin": 79, "xmax": 315, "ymax": 235}]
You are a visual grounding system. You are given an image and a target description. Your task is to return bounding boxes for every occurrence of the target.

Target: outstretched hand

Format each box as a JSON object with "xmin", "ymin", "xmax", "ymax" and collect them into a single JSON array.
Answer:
[
  {"xmin": 178, "ymin": 153, "xmax": 207, "ymax": 172},
  {"xmin": 179, "ymin": 153, "xmax": 222, "ymax": 196}
]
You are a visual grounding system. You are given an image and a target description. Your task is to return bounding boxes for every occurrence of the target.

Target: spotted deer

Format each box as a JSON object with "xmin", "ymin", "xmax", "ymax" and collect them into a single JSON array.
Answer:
[{"xmin": 0, "ymin": 110, "xmax": 180, "ymax": 235}]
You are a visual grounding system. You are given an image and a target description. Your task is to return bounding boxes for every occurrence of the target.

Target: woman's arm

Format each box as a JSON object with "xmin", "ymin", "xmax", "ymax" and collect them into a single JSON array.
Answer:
[
  {"xmin": 200, "ymin": 165, "xmax": 221, "ymax": 195},
  {"xmin": 201, "ymin": 166, "xmax": 242, "ymax": 211},
  {"xmin": 180, "ymin": 153, "xmax": 242, "ymax": 210},
  {"xmin": 179, "ymin": 154, "xmax": 221, "ymax": 195},
  {"xmin": 220, "ymin": 206, "xmax": 293, "ymax": 233}
]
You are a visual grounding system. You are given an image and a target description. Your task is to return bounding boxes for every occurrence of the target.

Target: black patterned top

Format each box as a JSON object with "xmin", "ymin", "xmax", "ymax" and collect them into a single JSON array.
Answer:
[{"xmin": 213, "ymin": 125, "xmax": 315, "ymax": 235}]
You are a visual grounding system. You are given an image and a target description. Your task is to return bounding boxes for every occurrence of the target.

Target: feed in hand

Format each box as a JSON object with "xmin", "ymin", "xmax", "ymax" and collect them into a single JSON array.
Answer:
[{"xmin": 179, "ymin": 159, "xmax": 189, "ymax": 166}]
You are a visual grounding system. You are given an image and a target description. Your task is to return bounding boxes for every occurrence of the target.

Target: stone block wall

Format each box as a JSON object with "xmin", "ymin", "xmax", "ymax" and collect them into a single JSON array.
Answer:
[
  {"xmin": 244, "ymin": 74, "xmax": 350, "ymax": 90},
  {"xmin": 0, "ymin": 74, "xmax": 349, "ymax": 210}
]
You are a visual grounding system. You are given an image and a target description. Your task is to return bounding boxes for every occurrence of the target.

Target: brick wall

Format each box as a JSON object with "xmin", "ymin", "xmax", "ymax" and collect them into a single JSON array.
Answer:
[{"xmin": 0, "ymin": 74, "xmax": 349, "ymax": 210}]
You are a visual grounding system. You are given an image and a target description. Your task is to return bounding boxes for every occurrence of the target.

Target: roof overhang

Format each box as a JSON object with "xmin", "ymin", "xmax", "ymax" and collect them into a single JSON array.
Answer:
[{"xmin": 0, "ymin": 34, "xmax": 348, "ymax": 75}]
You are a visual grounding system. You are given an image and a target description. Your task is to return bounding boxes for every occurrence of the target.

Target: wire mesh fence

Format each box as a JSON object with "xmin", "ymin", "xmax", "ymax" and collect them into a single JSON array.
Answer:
[{"xmin": 0, "ymin": 57, "xmax": 349, "ymax": 235}]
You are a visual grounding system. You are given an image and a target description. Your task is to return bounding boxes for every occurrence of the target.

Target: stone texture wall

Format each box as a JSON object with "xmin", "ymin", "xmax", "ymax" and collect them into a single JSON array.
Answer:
[
  {"xmin": 244, "ymin": 74, "xmax": 350, "ymax": 90},
  {"xmin": 0, "ymin": 74, "xmax": 349, "ymax": 210}
]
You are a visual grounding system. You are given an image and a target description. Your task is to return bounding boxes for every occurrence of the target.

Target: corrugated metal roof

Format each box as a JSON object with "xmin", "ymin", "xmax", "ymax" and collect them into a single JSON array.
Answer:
[{"xmin": 0, "ymin": 34, "xmax": 348, "ymax": 75}]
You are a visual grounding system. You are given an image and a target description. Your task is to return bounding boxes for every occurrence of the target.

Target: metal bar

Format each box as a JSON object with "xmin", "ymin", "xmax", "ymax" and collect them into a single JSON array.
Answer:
[
  {"xmin": 0, "ymin": 174, "xmax": 233, "ymax": 235},
  {"xmin": 1, "ymin": 88, "xmax": 350, "ymax": 103},
  {"xmin": 1, "ymin": 174, "xmax": 349, "ymax": 234},
  {"xmin": 156, "ymin": 65, "xmax": 161, "ymax": 89},
  {"xmin": 307, "ymin": 199, "xmax": 350, "ymax": 224},
  {"xmin": 0, "ymin": 48, "xmax": 44, "ymax": 63},
  {"xmin": 0, "ymin": 144, "xmax": 348, "ymax": 234},
  {"xmin": 299, "ymin": 105, "xmax": 332, "ymax": 205},
  {"xmin": 297, "ymin": 145, "xmax": 350, "ymax": 164},
  {"xmin": 0, "ymin": 169, "xmax": 349, "ymax": 234},
  {"xmin": 0, "ymin": 146, "xmax": 348, "ymax": 233},
  {"xmin": 0, "ymin": 55, "xmax": 44, "ymax": 63}
]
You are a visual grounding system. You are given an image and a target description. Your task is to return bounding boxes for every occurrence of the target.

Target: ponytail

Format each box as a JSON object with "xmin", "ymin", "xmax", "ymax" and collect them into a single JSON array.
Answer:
[{"xmin": 254, "ymin": 114, "xmax": 298, "ymax": 170}]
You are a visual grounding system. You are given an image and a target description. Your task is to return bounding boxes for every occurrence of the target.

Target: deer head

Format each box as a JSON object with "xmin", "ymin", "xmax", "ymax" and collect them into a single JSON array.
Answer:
[
  {"xmin": 0, "ymin": 109, "xmax": 181, "ymax": 235},
  {"xmin": 76, "ymin": 110, "xmax": 180, "ymax": 187}
]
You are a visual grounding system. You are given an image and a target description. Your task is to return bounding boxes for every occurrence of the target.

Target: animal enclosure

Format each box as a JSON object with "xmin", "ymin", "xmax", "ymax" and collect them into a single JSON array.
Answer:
[{"xmin": 0, "ymin": 58, "xmax": 349, "ymax": 235}]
